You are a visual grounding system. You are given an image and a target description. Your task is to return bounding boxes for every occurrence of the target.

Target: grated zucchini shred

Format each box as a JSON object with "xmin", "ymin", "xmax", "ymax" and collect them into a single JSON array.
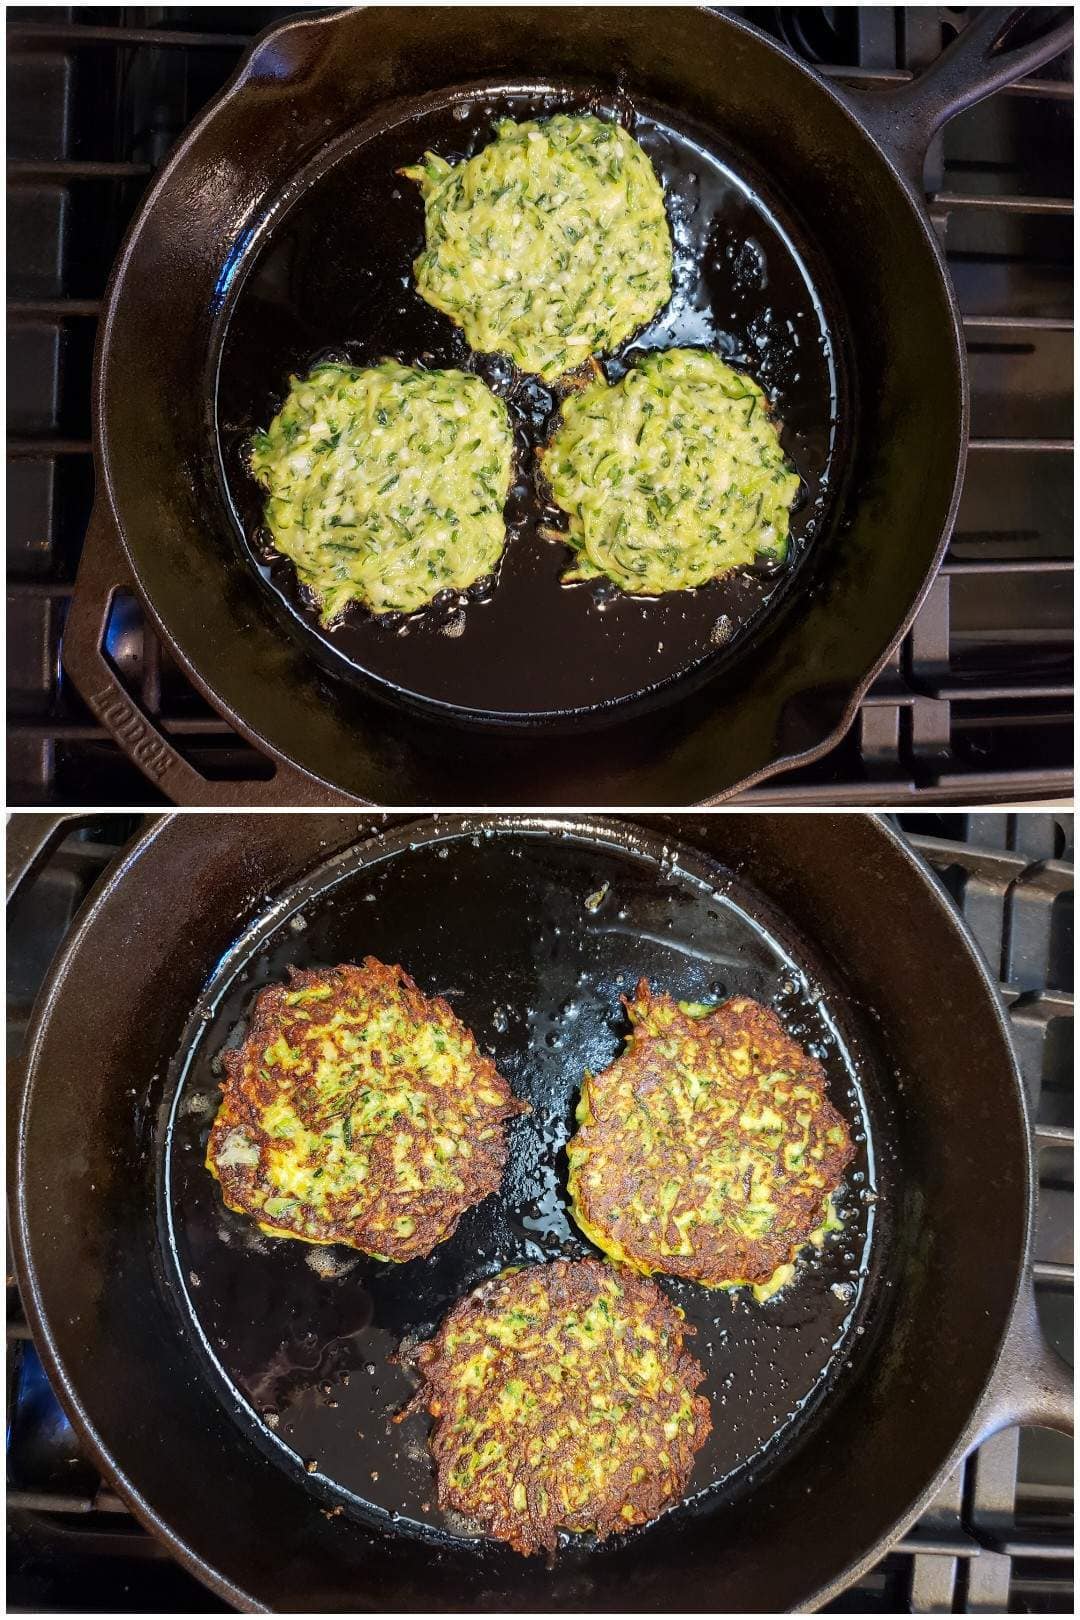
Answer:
[
  {"xmin": 249, "ymin": 359, "xmax": 514, "ymax": 621},
  {"xmin": 402, "ymin": 113, "xmax": 673, "ymax": 382},
  {"xmin": 542, "ymin": 347, "xmax": 801, "ymax": 594}
]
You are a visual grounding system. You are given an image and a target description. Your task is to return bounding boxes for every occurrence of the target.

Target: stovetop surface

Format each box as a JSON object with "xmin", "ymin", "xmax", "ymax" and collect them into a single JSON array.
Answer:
[
  {"xmin": 5, "ymin": 6, "xmax": 1074, "ymax": 805},
  {"xmin": 6, "ymin": 811, "xmax": 1073, "ymax": 1612}
]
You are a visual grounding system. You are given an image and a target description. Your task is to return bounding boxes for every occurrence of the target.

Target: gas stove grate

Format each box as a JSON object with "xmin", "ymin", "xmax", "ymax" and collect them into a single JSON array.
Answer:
[
  {"xmin": 6, "ymin": 812, "xmax": 1073, "ymax": 1612},
  {"xmin": 5, "ymin": 7, "xmax": 1074, "ymax": 805}
]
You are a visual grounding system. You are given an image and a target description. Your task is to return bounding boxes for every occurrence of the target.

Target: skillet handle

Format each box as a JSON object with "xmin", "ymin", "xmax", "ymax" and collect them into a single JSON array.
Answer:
[
  {"xmin": 971, "ymin": 1256, "xmax": 1073, "ymax": 1442},
  {"xmin": 62, "ymin": 504, "xmax": 347, "ymax": 806},
  {"xmin": 837, "ymin": 7, "xmax": 1073, "ymax": 187},
  {"xmin": 5, "ymin": 813, "xmax": 112, "ymax": 903}
]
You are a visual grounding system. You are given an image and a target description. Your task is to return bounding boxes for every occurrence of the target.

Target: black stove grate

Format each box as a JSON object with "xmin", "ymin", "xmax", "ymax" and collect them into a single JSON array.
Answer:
[
  {"xmin": 5, "ymin": 7, "xmax": 1074, "ymax": 806},
  {"xmin": 6, "ymin": 812, "xmax": 1074, "ymax": 1612}
]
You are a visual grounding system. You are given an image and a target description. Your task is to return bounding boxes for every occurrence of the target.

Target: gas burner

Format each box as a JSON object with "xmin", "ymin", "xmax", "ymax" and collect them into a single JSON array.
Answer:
[{"xmin": 765, "ymin": 7, "xmax": 865, "ymax": 66}]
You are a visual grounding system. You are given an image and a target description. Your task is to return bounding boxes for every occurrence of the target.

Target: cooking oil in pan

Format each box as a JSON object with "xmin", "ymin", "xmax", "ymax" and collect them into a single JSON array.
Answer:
[
  {"xmin": 213, "ymin": 82, "xmax": 846, "ymax": 723},
  {"xmin": 161, "ymin": 819, "xmax": 888, "ymax": 1555}
]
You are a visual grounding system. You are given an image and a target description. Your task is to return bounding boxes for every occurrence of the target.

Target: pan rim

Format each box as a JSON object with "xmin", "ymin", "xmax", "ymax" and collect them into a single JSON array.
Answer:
[
  {"xmin": 10, "ymin": 812, "xmax": 1032, "ymax": 1612},
  {"xmin": 88, "ymin": 6, "xmax": 967, "ymax": 804},
  {"xmin": 9, "ymin": 814, "xmax": 264, "ymax": 1614},
  {"xmin": 800, "ymin": 822, "xmax": 1037, "ymax": 1611}
]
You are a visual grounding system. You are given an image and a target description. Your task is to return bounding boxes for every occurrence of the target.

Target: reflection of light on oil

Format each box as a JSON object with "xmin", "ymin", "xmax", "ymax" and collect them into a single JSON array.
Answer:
[
  {"xmin": 211, "ymin": 226, "xmax": 256, "ymax": 312},
  {"xmin": 593, "ymin": 922, "xmax": 748, "ymax": 968}
]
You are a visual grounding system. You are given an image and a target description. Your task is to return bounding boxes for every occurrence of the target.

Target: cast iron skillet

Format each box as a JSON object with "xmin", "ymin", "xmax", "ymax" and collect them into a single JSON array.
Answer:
[
  {"xmin": 62, "ymin": 8, "xmax": 1072, "ymax": 806},
  {"xmin": 10, "ymin": 813, "xmax": 1072, "ymax": 1611}
]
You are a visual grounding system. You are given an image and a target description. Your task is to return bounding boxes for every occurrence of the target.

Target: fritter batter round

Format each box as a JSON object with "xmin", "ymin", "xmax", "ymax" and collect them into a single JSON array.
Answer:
[
  {"xmin": 540, "ymin": 347, "xmax": 800, "ymax": 594},
  {"xmin": 206, "ymin": 958, "xmax": 528, "ymax": 1261},
  {"xmin": 249, "ymin": 360, "xmax": 514, "ymax": 622},
  {"xmin": 402, "ymin": 113, "xmax": 673, "ymax": 382},
  {"xmin": 567, "ymin": 988, "xmax": 854, "ymax": 1295},
  {"xmin": 402, "ymin": 1256, "xmax": 710, "ymax": 1556}
]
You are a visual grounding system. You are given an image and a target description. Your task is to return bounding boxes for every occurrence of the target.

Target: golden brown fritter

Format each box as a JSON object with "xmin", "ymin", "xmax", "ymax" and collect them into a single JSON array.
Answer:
[
  {"xmin": 205, "ymin": 958, "xmax": 528, "ymax": 1261},
  {"xmin": 401, "ymin": 1256, "xmax": 710, "ymax": 1556},
  {"xmin": 567, "ymin": 987, "xmax": 854, "ymax": 1293}
]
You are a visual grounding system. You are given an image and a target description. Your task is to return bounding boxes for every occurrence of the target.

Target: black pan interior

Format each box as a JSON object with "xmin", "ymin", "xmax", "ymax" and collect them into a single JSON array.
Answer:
[
  {"xmin": 213, "ymin": 80, "xmax": 846, "ymax": 726},
  {"xmin": 161, "ymin": 816, "xmax": 890, "ymax": 1557}
]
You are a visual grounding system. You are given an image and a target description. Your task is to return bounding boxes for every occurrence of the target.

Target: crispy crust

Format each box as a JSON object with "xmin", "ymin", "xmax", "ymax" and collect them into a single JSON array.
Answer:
[
  {"xmin": 205, "ymin": 958, "xmax": 528, "ymax": 1261},
  {"xmin": 567, "ymin": 986, "xmax": 854, "ymax": 1288},
  {"xmin": 403, "ymin": 1257, "xmax": 711, "ymax": 1556}
]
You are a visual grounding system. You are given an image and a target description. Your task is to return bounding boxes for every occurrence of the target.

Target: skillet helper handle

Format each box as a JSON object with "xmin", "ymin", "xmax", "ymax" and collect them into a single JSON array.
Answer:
[
  {"xmin": 62, "ymin": 505, "xmax": 338, "ymax": 806},
  {"xmin": 973, "ymin": 1135, "xmax": 1073, "ymax": 1443},
  {"xmin": 838, "ymin": 7, "xmax": 1074, "ymax": 187},
  {"xmin": 5, "ymin": 813, "xmax": 121, "ymax": 903}
]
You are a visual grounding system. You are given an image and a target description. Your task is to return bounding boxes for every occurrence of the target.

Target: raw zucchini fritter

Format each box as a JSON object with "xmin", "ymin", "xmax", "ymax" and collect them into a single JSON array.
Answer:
[
  {"xmin": 206, "ymin": 958, "xmax": 528, "ymax": 1261},
  {"xmin": 402, "ymin": 114, "xmax": 673, "ymax": 382},
  {"xmin": 540, "ymin": 347, "xmax": 801, "ymax": 593},
  {"xmin": 567, "ymin": 988, "xmax": 854, "ymax": 1297},
  {"xmin": 402, "ymin": 1256, "xmax": 710, "ymax": 1555},
  {"xmin": 249, "ymin": 360, "xmax": 514, "ymax": 621}
]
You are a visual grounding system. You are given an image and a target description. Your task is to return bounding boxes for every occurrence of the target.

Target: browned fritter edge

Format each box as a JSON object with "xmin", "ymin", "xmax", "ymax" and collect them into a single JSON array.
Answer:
[
  {"xmin": 570, "ymin": 984, "xmax": 855, "ymax": 1286},
  {"xmin": 207, "ymin": 957, "xmax": 529, "ymax": 1261},
  {"xmin": 400, "ymin": 1256, "xmax": 712, "ymax": 1557}
]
